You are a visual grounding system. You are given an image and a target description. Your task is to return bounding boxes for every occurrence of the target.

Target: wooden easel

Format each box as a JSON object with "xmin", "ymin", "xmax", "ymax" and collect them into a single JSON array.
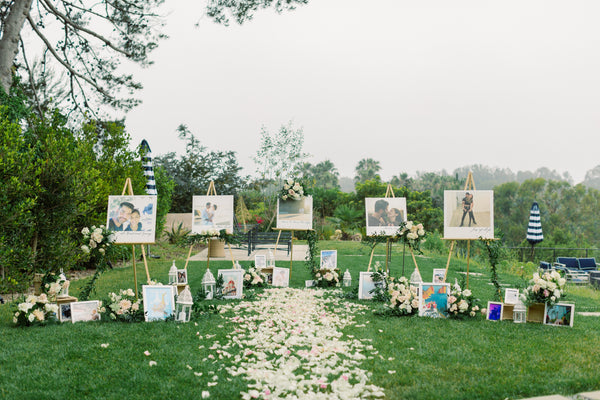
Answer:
[
  {"xmin": 367, "ymin": 183, "xmax": 401, "ymax": 275},
  {"xmin": 272, "ymin": 228, "xmax": 296, "ymax": 278},
  {"xmin": 120, "ymin": 178, "xmax": 151, "ymax": 299},
  {"xmin": 443, "ymin": 171, "xmax": 476, "ymax": 287},
  {"xmin": 184, "ymin": 181, "xmax": 237, "ymax": 272}
]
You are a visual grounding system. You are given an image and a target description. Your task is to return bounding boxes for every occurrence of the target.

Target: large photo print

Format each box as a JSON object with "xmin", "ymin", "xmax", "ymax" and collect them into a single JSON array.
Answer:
[
  {"xmin": 365, "ymin": 197, "xmax": 407, "ymax": 236},
  {"xmin": 106, "ymin": 195, "xmax": 157, "ymax": 244},
  {"xmin": 443, "ymin": 190, "xmax": 494, "ymax": 239},
  {"xmin": 276, "ymin": 196, "xmax": 313, "ymax": 230},
  {"xmin": 192, "ymin": 195, "xmax": 234, "ymax": 234}
]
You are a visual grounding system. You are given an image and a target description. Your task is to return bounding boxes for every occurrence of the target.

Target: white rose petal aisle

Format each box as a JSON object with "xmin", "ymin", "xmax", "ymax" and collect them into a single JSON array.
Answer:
[{"xmin": 200, "ymin": 288, "xmax": 385, "ymax": 399}]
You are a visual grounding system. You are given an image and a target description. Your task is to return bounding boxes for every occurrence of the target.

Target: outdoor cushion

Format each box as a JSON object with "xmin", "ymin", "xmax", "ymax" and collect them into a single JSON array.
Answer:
[
  {"xmin": 539, "ymin": 261, "xmax": 552, "ymax": 270},
  {"xmin": 578, "ymin": 258, "xmax": 598, "ymax": 271},
  {"xmin": 556, "ymin": 257, "xmax": 580, "ymax": 271}
]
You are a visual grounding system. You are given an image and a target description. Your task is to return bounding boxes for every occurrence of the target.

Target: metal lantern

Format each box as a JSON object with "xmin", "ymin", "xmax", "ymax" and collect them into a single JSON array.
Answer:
[
  {"xmin": 58, "ymin": 269, "xmax": 70, "ymax": 298},
  {"xmin": 176, "ymin": 285, "xmax": 193, "ymax": 322},
  {"xmin": 168, "ymin": 261, "xmax": 178, "ymax": 285},
  {"xmin": 513, "ymin": 300, "xmax": 527, "ymax": 323},
  {"xmin": 343, "ymin": 269, "xmax": 351, "ymax": 287},
  {"xmin": 267, "ymin": 250, "xmax": 275, "ymax": 268},
  {"xmin": 202, "ymin": 269, "xmax": 216, "ymax": 300}
]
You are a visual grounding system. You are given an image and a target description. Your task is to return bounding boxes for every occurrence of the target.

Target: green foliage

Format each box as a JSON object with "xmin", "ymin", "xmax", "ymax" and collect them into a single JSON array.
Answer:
[
  {"xmin": 164, "ymin": 222, "xmax": 191, "ymax": 246},
  {"xmin": 206, "ymin": 0, "xmax": 308, "ymax": 25},
  {"xmin": 354, "ymin": 158, "xmax": 381, "ymax": 184}
]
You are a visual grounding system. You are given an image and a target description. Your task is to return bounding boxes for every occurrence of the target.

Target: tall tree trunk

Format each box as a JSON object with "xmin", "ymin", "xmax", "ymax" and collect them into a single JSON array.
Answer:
[{"xmin": 0, "ymin": 0, "xmax": 34, "ymax": 93}]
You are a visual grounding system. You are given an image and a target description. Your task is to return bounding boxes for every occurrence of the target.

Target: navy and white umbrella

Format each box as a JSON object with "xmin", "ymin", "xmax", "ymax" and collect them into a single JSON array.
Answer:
[
  {"xmin": 526, "ymin": 202, "xmax": 543, "ymax": 245},
  {"xmin": 140, "ymin": 139, "xmax": 157, "ymax": 195}
]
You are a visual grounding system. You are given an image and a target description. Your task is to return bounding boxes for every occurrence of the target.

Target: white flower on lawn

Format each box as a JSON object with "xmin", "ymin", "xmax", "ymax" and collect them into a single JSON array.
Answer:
[
  {"xmin": 144, "ymin": 350, "xmax": 151, "ymax": 356},
  {"xmin": 201, "ymin": 391, "xmax": 210, "ymax": 399},
  {"xmin": 149, "ymin": 361, "xmax": 157, "ymax": 367}
]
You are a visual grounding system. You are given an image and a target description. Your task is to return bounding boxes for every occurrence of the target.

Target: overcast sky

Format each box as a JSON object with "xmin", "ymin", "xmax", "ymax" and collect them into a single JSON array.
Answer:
[{"xmin": 123, "ymin": 0, "xmax": 600, "ymax": 184}]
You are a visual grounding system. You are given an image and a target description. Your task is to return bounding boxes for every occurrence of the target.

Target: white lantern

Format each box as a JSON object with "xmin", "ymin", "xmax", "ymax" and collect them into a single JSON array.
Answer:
[
  {"xmin": 513, "ymin": 300, "xmax": 527, "ymax": 323},
  {"xmin": 202, "ymin": 269, "xmax": 216, "ymax": 300},
  {"xmin": 58, "ymin": 269, "xmax": 70, "ymax": 298},
  {"xmin": 168, "ymin": 261, "xmax": 178, "ymax": 285},
  {"xmin": 267, "ymin": 249, "xmax": 275, "ymax": 268},
  {"xmin": 176, "ymin": 285, "xmax": 194, "ymax": 322},
  {"xmin": 343, "ymin": 269, "xmax": 351, "ymax": 287},
  {"xmin": 410, "ymin": 268, "xmax": 423, "ymax": 285}
]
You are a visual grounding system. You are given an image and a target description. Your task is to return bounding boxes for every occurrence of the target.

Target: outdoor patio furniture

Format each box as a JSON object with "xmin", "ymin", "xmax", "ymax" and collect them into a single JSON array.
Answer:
[
  {"xmin": 577, "ymin": 257, "xmax": 599, "ymax": 271},
  {"xmin": 553, "ymin": 257, "xmax": 580, "ymax": 272},
  {"xmin": 539, "ymin": 261, "xmax": 552, "ymax": 270}
]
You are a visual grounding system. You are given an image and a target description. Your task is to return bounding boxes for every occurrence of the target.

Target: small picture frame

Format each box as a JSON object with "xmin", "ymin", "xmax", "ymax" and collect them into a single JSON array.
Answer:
[
  {"xmin": 419, "ymin": 283, "xmax": 450, "ymax": 318},
  {"xmin": 358, "ymin": 272, "xmax": 377, "ymax": 300},
  {"xmin": 59, "ymin": 303, "xmax": 72, "ymax": 323},
  {"xmin": 177, "ymin": 269, "xmax": 188, "ymax": 284},
  {"xmin": 504, "ymin": 288, "xmax": 519, "ymax": 305},
  {"xmin": 305, "ymin": 280, "xmax": 316, "ymax": 288},
  {"xmin": 272, "ymin": 267, "xmax": 290, "ymax": 287},
  {"xmin": 218, "ymin": 269, "xmax": 244, "ymax": 299},
  {"xmin": 255, "ymin": 254, "xmax": 267, "ymax": 269},
  {"xmin": 544, "ymin": 303, "xmax": 575, "ymax": 327},
  {"xmin": 432, "ymin": 269, "xmax": 446, "ymax": 283},
  {"xmin": 320, "ymin": 250, "xmax": 337, "ymax": 270},
  {"xmin": 487, "ymin": 301, "xmax": 503, "ymax": 321},
  {"xmin": 143, "ymin": 285, "xmax": 175, "ymax": 321},
  {"xmin": 71, "ymin": 301, "xmax": 101, "ymax": 323}
]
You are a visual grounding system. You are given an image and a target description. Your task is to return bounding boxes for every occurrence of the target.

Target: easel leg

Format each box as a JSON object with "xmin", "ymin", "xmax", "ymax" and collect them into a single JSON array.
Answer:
[
  {"xmin": 184, "ymin": 244, "xmax": 194, "ymax": 270},
  {"xmin": 132, "ymin": 245, "xmax": 138, "ymax": 299},
  {"xmin": 228, "ymin": 243, "xmax": 236, "ymax": 268},
  {"xmin": 367, "ymin": 246, "xmax": 377, "ymax": 272},
  {"xmin": 385, "ymin": 239, "xmax": 391, "ymax": 275},
  {"xmin": 140, "ymin": 244, "xmax": 151, "ymax": 284},
  {"xmin": 443, "ymin": 241, "xmax": 456, "ymax": 283},
  {"xmin": 466, "ymin": 240, "xmax": 471, "ymax": 288},
  {"xmin": 289, "ymin": 231, "xmax": 294, "ymax": 279},
  {"xmin": 409, "ymin": 247, "xmax": 420, "ymax": 276}
]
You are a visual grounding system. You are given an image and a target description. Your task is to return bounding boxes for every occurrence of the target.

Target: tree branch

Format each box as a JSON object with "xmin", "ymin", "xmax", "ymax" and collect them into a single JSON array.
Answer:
[
  {"xmin": 26, "ymin": 14, "xmax": 113, "ymax": 100},
  {"xmin": 19, "ymin": 37, "xmax": 44, "ymax": 117}
]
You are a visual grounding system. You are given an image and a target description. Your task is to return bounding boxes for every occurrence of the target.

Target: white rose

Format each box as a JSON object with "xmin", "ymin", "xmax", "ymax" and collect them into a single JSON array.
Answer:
[
  {"xmin": 81, "ymin": 227, "xmax": 90, "ymax": 235},
  {"xmin": 405, "ymin": 221, "xmax": 413, "ymax": 230},
  {"xmin": 418, "ymin": 229, "xmax": 425, "ymax": 236},
  {"xmin": 463, "ymin": 289, "xmax": 472, "ymax": 297},
  {"xmin": 28, "ymin": 313, "xmax": 35, "ymax": 322},
  {"xmin": 18, "ymin": 302, "xmax": 33, "ymax": 313},
  {"xmin": 553, "ymin": 290, "xmax": 561, "ymax": 298},
  {"xmin": 287, "ymin": 178, "xmax": 294, "ymax": 185},
  {"xmin": 81, "ymin": 245, "xmax": 90, "ymax": 254},
  {"xmin": 458, "ymin": 299, "xmax": 469, "ymax": 311}
]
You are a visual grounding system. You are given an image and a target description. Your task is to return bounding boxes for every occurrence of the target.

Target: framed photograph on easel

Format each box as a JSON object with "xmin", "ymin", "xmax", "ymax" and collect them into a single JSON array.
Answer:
[
  {"xmin": 191, "ymin": 195, "xmax": 234, "ymax": 234},
  {"xmin": 276, "ymin": 196, "xmax": 313, "ymax": 230},
  {"xmin": 443, "ymin": 190, "xmax": 494, "ymax": 240},
  {"xmin": 365, "ymin": 197, "xmax": 407, "ymax": 236},
  {"xmin": 106, "ymin": 195, "xmax": 157, "ymax": 244}
]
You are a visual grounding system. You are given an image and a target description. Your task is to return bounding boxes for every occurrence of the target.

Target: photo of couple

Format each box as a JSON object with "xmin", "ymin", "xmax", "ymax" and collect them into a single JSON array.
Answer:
[
  {"xmin": 106, "ymin": 196, "xmax": 157, "ymax": 244},
  {"xmin": 365, "ymin": 197, "xmax": 407, "ymax": 236},
  {"xmin": 192, "ymin": 195, "xmax": 234, "ymax": 234},
  {"xmin": 443, "ymin": 190, "xmax": 494, "ymax": 239}
]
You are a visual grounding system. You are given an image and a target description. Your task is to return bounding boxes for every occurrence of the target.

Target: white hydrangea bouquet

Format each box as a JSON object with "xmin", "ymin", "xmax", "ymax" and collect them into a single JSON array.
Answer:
[
  {"xmin": 315, "ymin": 269, "xmax": 339, "ymax": 287},
  {"xmin": 281, "ymin": 178, "xmax": 304, "ymax": 200},
  {"xmin": 104, "ymin": 288, "xmax": 143, "ymax": 322},
  {"xmin": 521, "ymin": 270, "xmax": 566, "ymax": 307},
  {"xmin": 244, "ymin": 267, "xmax": 268, "ymax": 288},
  {"xmin": 398, "ymin": 221, "xmax": 426, "ymax": 251},
  {"xmin": 447, "ymin": 279, "xmax": 481, "ymax": 319},
  {"xmin": 385, "ymin": 276, "xmax": 419, "ymax": 316},
  {"xmin": 13, "ymin": 294, "xmax": 59, "ymax": 326}
]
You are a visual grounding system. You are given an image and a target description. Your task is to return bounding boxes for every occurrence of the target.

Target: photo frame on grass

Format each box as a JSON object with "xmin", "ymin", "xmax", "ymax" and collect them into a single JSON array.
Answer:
[
  {"xmin": 320, "ymin": 250, "xmax": 337, "ymax": 270},
  {"xmin": 218, "ymin": 269, "xmax": 244, "ymax": 299},
  {"xmin": 487, "ymin": 301, "xmax": 503, "ymax": 321},
  {"xmin": 365, "ymin": 197, "xmax": 407, "ymax": 236},
  {"xmin": 418, "ymin": 283, "xmax": 450, "ymax": 318},
  {"xmin": 177, "ymin": 269, "xmax": 188, "ymax": 284},
  {"xmin": 106, "ymin": 195, "xmax": 158, "ymax": 244},
  {"xmin": 358, "ymin": 272, "xmax": 378, "ymax": 300},
  {"xmin": 504, "ymin": 288, "xmax": 519, "ymax": 305},
  {"xmin": 70, "ymin": 301, "xmax": 101, "ymax": 323},
  {"xmin": 276, "ymin": 196, "xmax": 313, "ymax": 230},
  {"xmin": 443, "ymin": 190, "xmax": 494, "ymax": 240},
  {"xmin": 544, "ymin": 303, "xmax": 575, "ymax": 327},
  {"xmin": 143, "ymin": 285, "xmax": 175, "ymax": 321},
  {"xmin": 272, "ymin": 267, "xmax": 290, "ymax": 287},
  {"xmin": 432, "ymin": 269, "xmax": 446, "ymax": 283},
  {"xmin": 192, "ymin": 195, "xmax": 234, "ymax": 234},
  {"xmin": 59, "ymin": 303, "xmax": 72, "ymax": 323},
  {"xmin": 255, "ymin": 255, "xmax": 267, "ymax": 269}
]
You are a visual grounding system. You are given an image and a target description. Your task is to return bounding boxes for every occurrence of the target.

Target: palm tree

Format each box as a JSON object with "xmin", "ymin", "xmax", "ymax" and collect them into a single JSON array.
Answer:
[{"xmin": 354, "ymin": 158, "xmax": 381, "ymax": 183}]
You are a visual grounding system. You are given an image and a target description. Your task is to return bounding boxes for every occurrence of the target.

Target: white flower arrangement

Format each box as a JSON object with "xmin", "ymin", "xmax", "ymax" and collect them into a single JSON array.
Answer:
[
  {"xmin": 447, "ymin": 279, "xmax": 481, "ymax": 319},
  {"xmin": 385, "ymin": 276, "xmax": 419, "ymax": 316},
  {"xmin": 398, "ymin": 221, "xmax": 426, "ymax": 250},
  {"xmin": 243, "ymin": 267, "xmax": 268, "ymax": 288},
  {"xmin": 281, "ymin": 178, "xmax": 304, "ymax": 201},
  {"xmin": 521, "ymin": 270, "xmax": 566, "ymax": 306},
  {"xmin": 81, "ymin": 225, "xmax": 114, "ymax": 260},
  {"xmin": 13, "ymin": 294, "xmax": 59, "ymax": 326},
  {"xmin": 104, "ymin": 288, "xmax": 143, "ymax": 322}
]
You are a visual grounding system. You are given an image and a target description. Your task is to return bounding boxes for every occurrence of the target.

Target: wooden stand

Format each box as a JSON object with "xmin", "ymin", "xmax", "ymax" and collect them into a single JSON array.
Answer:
[
  {"xmin": 272, "ymin": 228, "xmax": 295, "ymax": 278},
  {"xmin": 367, "ymin": 183, "xmax": 401, "ymax": 275},
  {"xmin": 527, "ymin": 303, "xmax": 545, "ymax": 323}
]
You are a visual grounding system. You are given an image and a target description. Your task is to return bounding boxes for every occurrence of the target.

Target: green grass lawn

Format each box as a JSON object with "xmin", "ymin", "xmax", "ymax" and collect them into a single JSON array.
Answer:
[{"xmin": 1, "ymin": 240, "xmax": 599, "ymax": 400}]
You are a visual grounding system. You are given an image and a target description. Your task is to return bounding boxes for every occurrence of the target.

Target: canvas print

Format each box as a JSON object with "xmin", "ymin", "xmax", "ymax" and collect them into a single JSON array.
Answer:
[
  {"xmin": 272, "ymin": 267, "xmax": 290, "ymax": 287},
  {"xmin": 192, "ymin": 195, "xmax": 234, "ymax": 234},
  {"xmin": 432, "ymin": 268, "xmax": 446, "ymax": 283},
  {"xmin": 255, "ymin": 255, "xmax": 267, "ymax": 269},
  {"xmin": 320, "ymin": 250, "xmax": 337, "ymax": 270},
  {"xmin": 487, "ymin": 302, "xmax": 503, "ymax": 321},
  {"xmin": 359, "ymin": 272, "xmax": 382, "ymax": 300},
  {"xmin": 70, "ymin": 301, "xmax": 101, "ymax": 323},
  {"xmin": 218, "ymin": 269, "xmax": 244, "ymax": 299},
  {"xmin": 419, "ymin": 283, "xmax": 450, "ymax": 318},
  {"xmin": 443, "ymin": 190, "xmax": 494, "ymax": 239},
  {"xmin": 504, "ymin": 288, "xmax": 519, "ymax": 305},
  {"xmin": 59, "ymin": 303, "xmax": 72, "ymax": 323},
  {"xmin": 143, "ymin": 285, "xmax": 175, "ymax": 321},
  {"xmin": 276, "ymin": 196, "xmax": 313, "ymax": 230},
  {"xmin": 544, "ymin": 303, "xmax": 575, "ymax": 327},
  {"xmin": 106, "ymin": 195, "xmax": 157, "ymax": 244},
  {"xmin": 177, "ymin": 269, "xmax": 188, "ymax": 284},
  {"xmin": 365, "ymin": 197, "xmax": 407, "ymax": 236}
]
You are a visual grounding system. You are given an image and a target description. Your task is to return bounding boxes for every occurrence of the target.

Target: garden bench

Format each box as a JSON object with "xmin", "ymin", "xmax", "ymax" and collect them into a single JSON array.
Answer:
[
  {"xmin": 248, "ymin": 231, "xmax": 292, "ymax": 256},
  {"xmin": 577, "ymin": 257, "xmax": 599, "ymax": 272}
]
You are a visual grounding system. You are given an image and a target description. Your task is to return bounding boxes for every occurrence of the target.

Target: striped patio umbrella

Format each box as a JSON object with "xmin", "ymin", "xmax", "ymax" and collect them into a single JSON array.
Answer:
[
  {"xmin": 526, "ymin": 202, "xmax": 543, "ymax": 259},
  {"xmin": 140, "ymin": 139, "xmax": 157, "ymax": 195}
]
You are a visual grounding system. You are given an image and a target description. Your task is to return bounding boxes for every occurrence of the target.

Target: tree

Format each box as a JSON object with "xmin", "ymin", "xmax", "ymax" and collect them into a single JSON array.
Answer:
[
  {"xmin": 156, "ymin": 125, "xmax": 247, "ymax": 213},
  {"xmin": 253, "ymin": 121, "xmax": 309, "ymax": 184},
  {"xmin": 354, "ymin": 158, "xmax": 381, "ymax": 184},
  {"xmin": 206, "ymin": 0, "xmax": 308, "ymax": 25},
  {"xmin": 0, "ymin": 0, "xmax": 168, "ymax": 119},
  {"xmin": 301, "ymin": 160, "xmax": 340, "ymax": 190}
]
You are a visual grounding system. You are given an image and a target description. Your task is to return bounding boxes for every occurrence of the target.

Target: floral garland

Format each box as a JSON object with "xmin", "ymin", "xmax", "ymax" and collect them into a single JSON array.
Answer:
[
  {"xmin": 13, "ymin": 294, "xmax": 59, "ymax": 326},
  {"xmin": 81, "ymin": 225, "xmax": 115, "ymax": 259},
  {"xmin": 447, "ymin": 279, "xmax": 482, "ymax": 319},
  {"xmin": 280, "ymin": 178, "xmax": 304, "ymax": 200},
  {"xmin": 103, "ymin": 288, "xmax": 143, "ymax": 322},
  {"xmin": 520, "ymin": 270, "xmax": 566, "ymax": 307}
]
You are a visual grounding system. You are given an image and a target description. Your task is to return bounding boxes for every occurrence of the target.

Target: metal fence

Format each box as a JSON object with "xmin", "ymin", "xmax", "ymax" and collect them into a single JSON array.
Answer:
[{"xmin": 506, "ymin": 247, "xmax": 600, "ymax": 263}]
